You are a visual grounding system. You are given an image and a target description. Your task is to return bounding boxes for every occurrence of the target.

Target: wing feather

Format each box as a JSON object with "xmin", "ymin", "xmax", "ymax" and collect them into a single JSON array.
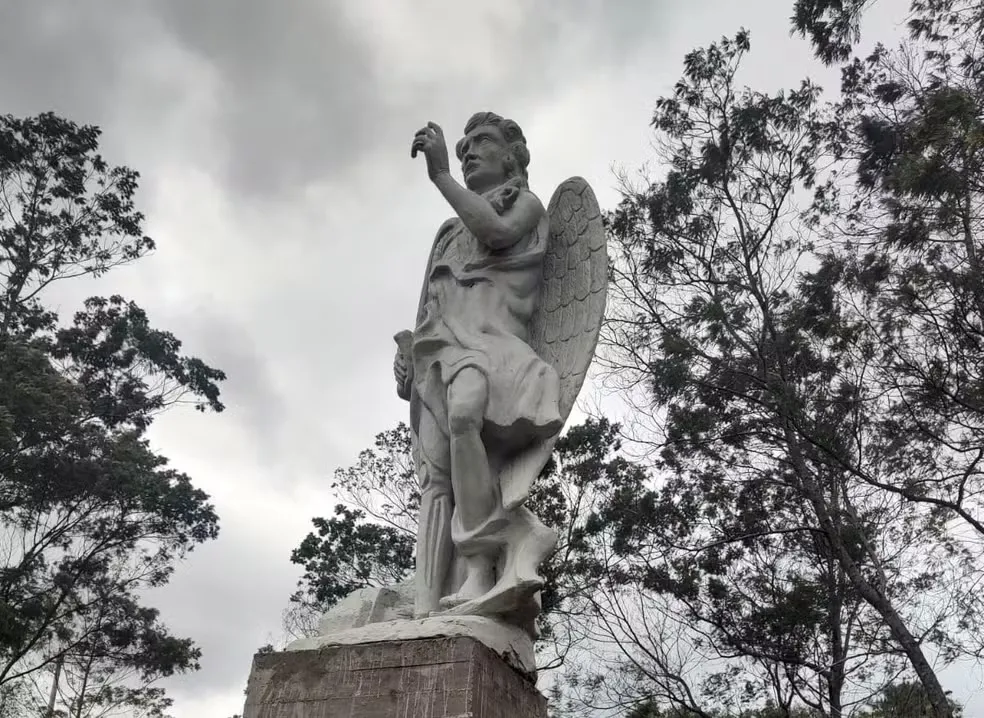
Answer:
[
  {"xmin": 574, "ymin": 254, "xmax": 591, "ymax": 301},
  {"xmin": 500, "ymin": 177, "xmax": 608, "ymax": 509},
  {"xmin": 590, "ymin": 245, "xmax": 607, "ymax": 292},
  {"xmin": 536, "ymin": 176, "xmax": 607, "ymax": 420}
]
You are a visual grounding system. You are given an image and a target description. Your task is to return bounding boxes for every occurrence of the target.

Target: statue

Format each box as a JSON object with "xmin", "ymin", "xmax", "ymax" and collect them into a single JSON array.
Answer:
[{"xmin": 391, "ymin": 112, "xmax": 608, "ymax": 634}]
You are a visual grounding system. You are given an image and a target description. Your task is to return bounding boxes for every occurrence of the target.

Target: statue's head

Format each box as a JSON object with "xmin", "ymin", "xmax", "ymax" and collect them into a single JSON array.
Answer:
[{"xmin": 455, "ymin": 112, "xmax": 530, "ymax": 193}]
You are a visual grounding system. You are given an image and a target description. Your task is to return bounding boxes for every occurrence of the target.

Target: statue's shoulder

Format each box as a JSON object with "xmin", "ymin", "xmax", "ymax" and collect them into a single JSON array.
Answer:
[
  {"xmin": 437, "ymin": 217, "xmax": 458, "ymax": 236},
  {"xmin": 510, "ymin": 186, "xmax": 546, "ymax": 222},
  {"xmin": 525, "ymin": 188, "xmax": 548, "ymax": 219}
]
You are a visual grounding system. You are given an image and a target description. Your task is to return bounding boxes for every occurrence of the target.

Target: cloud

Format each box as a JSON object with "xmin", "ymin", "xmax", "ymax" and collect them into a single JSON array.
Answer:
[
  {"xmin": 150, "ymin": 0, "xmax": 381, "ymax": 197},
  {"xmin": 8, "ymin": 2, "xmax": 971, "ymax": 718},
  {"xmin": 145, "ymin": 478, "xmax": 334, "ymax": 716},
  {"xmin": 0, "ymin": 3, "xmax": 715, "ymax": 717},
  {"xmin": 0, "ymin": 1, "xmax": 140, "ymax": 121},
  {"xmin": 1, "ymin": 0, "xmax": 674, "ymax": 199},
  {"xmin": 147, "ymin": 0, "xmax": 677, "ymax": 198}
]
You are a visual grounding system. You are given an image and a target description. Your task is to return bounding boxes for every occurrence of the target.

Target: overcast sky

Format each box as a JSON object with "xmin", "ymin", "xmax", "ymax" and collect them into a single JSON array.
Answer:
[{"xmin": 2, "ymin": 1, "xmax": 980, "ymax": 716}]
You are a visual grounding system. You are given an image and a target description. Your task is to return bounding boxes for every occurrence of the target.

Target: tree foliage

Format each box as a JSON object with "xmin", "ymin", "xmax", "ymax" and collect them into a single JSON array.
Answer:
[
  {"xmin": 824, "ymin": 0, "xmax": 984, "ymax": 551},
  {"xmin": 0, "ymin": 112, "xmax": 225, "ymax": 717},
  {"xmin": 856, "ymin": 680, "xmax": 964, "ymax": 718},
  {"xmin": 791, "ymin": 0, "xmax": 984, "ymax": 69},
  {"xmin": 597, "ymin": 25, "xmax": 979, "ymax": 717},
  {"xmin": 790, "ymin": 0, "xmax": 875, "ymax": 65},
  {"xmin": 615, "ymin": 679, "xmax": 964, "ymax": 718}
]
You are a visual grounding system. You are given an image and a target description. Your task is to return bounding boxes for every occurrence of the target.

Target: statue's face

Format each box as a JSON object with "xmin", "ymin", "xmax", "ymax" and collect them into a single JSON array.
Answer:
[{"xmin": 458, "ymin": 124, "xmax": 509, "ymax": 191}]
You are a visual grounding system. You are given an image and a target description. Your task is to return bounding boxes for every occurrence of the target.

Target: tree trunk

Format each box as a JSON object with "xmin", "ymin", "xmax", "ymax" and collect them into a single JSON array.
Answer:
[
  {"xmin": 46, "ymin": 659, "xmax": 62, "ymax": 718},
  {"xmin": 852, "ymin": 574, "xmax": 952, "ymax": 717},
  {"xmin": 784, "ymin": 427, "xmax": 953, "ymax": 718},
  {"xmin": 826, "ymin": 578, "xmax": 845, "ymax": 718}
]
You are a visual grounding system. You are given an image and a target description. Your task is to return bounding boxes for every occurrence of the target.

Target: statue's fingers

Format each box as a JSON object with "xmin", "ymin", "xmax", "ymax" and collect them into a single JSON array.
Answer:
[{"xmin": 427, "ymin": 121, "xmax": 443, "ymax": 137}]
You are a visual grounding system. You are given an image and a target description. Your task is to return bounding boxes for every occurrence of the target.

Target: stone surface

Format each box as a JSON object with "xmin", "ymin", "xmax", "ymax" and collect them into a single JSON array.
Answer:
[
  {"xmin": 394, "ymin": 112, "xmax": 608, "ymax": 629},
  {"xmin": 243, "ymin": 636, "xmax": 547, "ymax": 718},
  {"xmin": 286, "ymin": 614, "xmax": 536, "ymax": 678},
  {"xmin": 315, "ymin": 583, "xmax": 415, "ymax": 636}
]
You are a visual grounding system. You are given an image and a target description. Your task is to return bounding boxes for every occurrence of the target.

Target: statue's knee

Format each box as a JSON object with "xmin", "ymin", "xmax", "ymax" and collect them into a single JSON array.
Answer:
[
  {"xmin": 447, "ymin": 369, "xmax": 487, "ymax": 435},
  {"xmin": 448, "ymin": 400, "xmax": 483, "ymax": 435},
  {"xmin": 449, "ymin": 411, "xmax": 482, "ymax": 436}
]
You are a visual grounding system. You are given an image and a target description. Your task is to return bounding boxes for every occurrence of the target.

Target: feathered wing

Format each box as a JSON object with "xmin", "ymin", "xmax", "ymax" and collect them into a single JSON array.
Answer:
[{"xmin": 499, "ymin": 176, "xmax": 608, "ymax": 510}]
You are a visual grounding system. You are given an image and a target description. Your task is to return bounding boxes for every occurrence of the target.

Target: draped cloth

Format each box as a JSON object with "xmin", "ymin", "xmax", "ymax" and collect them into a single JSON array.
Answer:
[{"xmin": 409, "ymin": 184, "xmax": 562, "ymax": 553}]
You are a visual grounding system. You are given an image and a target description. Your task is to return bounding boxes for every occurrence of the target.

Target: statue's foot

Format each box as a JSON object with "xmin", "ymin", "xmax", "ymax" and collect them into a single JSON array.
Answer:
[
  {"xmin": 438, "ymin": 593, "xmax": 470, "ymax": 610},
  {"xmin": 438, "ymin": 556, "xmax": 494, "ymax": 610},
  {"xmin": 440, "ymin": 577, "xmax": 544, "ymax": 619},
  {"xmin": 438, "ymin": 578, "xmax": 492, "ymax": 610}
]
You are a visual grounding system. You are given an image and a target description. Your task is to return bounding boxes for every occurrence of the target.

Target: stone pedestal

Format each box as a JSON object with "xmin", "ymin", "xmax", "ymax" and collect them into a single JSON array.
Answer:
[{"xmin": 242, "ymin": 636, "xmax": 547, "ymax": 718}]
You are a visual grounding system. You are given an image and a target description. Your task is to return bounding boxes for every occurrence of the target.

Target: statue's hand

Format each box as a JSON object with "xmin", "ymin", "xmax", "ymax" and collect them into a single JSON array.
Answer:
[
  {"xmin": 393, "ymin": 331, "xmax": 413, "ymax": 401},
  {"xmin": 410, "ymin": 122, "xmax": 450, "ymax": 181},
  {"xmin": 393, "ymin": 350, "xmax": 408, "ymax": 389}
]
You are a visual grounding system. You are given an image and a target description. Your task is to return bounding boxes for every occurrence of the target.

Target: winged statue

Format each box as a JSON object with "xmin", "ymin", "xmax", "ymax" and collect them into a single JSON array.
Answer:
[{"xmin": 389, "ymin": 112, "xmax": 607, "ymax": 636}]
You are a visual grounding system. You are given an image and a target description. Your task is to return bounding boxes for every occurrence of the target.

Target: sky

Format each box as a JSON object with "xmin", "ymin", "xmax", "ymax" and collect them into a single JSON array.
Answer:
[{"xmin": 1, "ymin": 1, "xmax": 981, "ymax": 716}]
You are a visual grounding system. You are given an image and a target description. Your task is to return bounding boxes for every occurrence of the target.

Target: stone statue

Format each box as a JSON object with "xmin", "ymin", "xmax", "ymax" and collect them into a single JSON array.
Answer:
[
  {"xmin": 286, "ymin": 114, "xmax": 606, "ymax": 672},
  {"xmin": 390, "ymin": 112, "xmax": 608, "ymax": 633}
]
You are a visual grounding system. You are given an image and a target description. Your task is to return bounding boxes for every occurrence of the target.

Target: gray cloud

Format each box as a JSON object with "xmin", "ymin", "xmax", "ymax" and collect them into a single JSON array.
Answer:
[
  {"xmin": 151, "ymin": 0, "xmax": 380, "ymax": 196},
  {"xmin": 1, "ymin": 0, "xmax": 673, "ymax": 201},
  {"xmin": 0, "ymin": 1, "xmax": 134, "ymax": 121},
  {"xmin": 9, "ymin": 3, "xmax": 960, "ymax": 718},
  {"xmin": 0, "ymin": 4, "xmax": 681, "ymax": 714},
  {"xmin": 146, "ymin": 0, "xmax": 676, "ymax": 199},
  {"xmin": 164, "ymin": 306, "xmax": 292, "ymax": 467},
  {"xmin": 146, "ymin": 496, "xmax": 315, "ymax": 707}
]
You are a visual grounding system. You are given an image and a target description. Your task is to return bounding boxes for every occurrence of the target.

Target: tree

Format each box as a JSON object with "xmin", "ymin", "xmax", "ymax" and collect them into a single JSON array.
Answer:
[
  {"xmin": 857, "ymin": 680, "xmax": 964, "ymax": 717},
  {"xmin": 0, "ymin": 113, "xmax": 225, "ymax": 716},
  {"xmin": 790, "ymin": 0, "xmax": 877, "ymax": 65},
  {"xmin": 792, "ymin": 0, "xmax": 984, "ymax": 672},
  {"xmin": 825, "ymin": 0, "xmax": 984, "ymax": 546},
  {"xmin": 615, "ymin": 681, "xmax": 965, "ymax": 716},
  {"xmin": 625, "ymin": 702, "xmax": 664, "ymax": 718},
  {"xmin": 790, "ymin": 0, "xmax": 984, "ymax": 69},
  {"xmin": 601, "ymin": 30, "xmax": 971, "ymax": 717},
  {"xmin": 546, "ymin": 682, "xmax": 579, "ymax": 718},
  {"xmin": 284, "ymin": 424, "xmax": 417, "ymax": 639}
]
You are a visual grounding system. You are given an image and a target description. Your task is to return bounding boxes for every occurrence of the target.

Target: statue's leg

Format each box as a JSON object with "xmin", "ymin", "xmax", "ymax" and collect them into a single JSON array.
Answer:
[
  {"xmin": 444, "ymin": 367, "xmax": 501, "ymax": 603},
  {"xmin": 440, "ymin": 506, "xmax": 557, "ymax": 628},
  {"xmin": 414, "ymin": 411, "xmax": 453, "ymax": 619}
]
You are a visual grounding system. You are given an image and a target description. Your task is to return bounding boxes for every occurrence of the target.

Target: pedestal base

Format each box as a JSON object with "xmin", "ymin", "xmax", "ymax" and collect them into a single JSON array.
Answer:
[
  {"xmin": 242, "ymin": 636, "xmax": 547, "ymax": 718},
  {"xmin": 286, "ymin": 614, "xmax": 536, "ymax": 678}
]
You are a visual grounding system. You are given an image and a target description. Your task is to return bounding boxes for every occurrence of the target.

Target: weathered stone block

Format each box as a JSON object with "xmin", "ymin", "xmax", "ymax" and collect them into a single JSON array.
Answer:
[{"xmin": 242, "ymin": 636, "xmax": 546, "ymax": 718}]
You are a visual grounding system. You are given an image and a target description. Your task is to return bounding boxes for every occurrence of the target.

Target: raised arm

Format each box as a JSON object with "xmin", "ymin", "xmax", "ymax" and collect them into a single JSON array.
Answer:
[
  {"xmin": 431, "ymin": 174, "xmax": 543, "ymax": 250},
  {"xmin": 411, "ymin": 121, "xmax": 545, "ymax": 251}
]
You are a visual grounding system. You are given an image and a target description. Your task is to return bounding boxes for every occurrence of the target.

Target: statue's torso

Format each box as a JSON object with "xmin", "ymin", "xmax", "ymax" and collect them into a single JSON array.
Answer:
[
  {"xmin": 420, "ymin": 215, "xmax": 547, "ymax": 342},
  {"xmin": 408, "ymin": 188, "xmax": 560, "ymax": 447}
]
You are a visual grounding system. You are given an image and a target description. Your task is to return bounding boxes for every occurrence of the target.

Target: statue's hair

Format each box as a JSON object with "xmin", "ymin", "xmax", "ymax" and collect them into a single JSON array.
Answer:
[{"xmin": 455, "ymin": 111, "xmax": 530, "ymax": 185}]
